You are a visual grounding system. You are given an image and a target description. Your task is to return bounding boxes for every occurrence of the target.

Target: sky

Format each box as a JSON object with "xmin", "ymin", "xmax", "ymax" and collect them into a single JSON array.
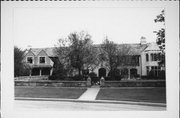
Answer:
[{"xmin": 13, "ymin": 7, "xmax": 164, "ymax": 49}]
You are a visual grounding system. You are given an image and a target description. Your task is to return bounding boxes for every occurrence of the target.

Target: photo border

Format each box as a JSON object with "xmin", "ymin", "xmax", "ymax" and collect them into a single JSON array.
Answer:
[{"xmin": 1, "ymin": 1, "xmax": 179, "ymax": 118}]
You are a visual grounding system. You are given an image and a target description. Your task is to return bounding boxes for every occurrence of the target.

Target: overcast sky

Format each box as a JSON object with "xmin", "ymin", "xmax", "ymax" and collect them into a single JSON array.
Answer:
[{"xmin": 14, "ymin": 7, "xmax": 164, "ymax": 49}]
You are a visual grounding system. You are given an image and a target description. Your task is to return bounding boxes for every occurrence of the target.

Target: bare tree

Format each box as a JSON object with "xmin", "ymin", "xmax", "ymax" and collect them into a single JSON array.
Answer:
[
  {"xmin": 56, "ymin": 31, "xmax": 98, "ymax": 77},
  {"xmin": 100, "ymin": 37, "xmax": 119, "ymax": 71}
]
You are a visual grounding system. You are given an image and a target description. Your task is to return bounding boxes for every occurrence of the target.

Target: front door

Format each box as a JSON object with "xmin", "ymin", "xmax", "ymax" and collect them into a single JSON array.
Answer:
[{"xmin": 99, "ymin": 68, "xmax": 106, "ymax": 78}]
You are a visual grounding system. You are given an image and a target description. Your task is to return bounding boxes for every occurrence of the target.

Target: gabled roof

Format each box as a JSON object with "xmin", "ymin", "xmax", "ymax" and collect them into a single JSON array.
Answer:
[
  {"xmin": 29, "ymin": 47, "xmax": 57, "ymax": 57},
  {"xmin": 94, "ymin": 43, "xmax": 148, "ymax": 55},
  {"xmin": 117, "ymin": 43, "xmax": 148, "ymax": 55},
  {"xmin": 27, "ymin": 42, "xmax": 157, "ymax": 57},
  {"xmin": 144, "ymin": 42, "xmax": 161, "ymax": 51}
]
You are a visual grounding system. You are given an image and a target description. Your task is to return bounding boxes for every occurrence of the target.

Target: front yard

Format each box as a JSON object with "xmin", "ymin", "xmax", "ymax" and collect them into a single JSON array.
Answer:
[
  {"xmin": 15, "ymin": 86, "xmax": 166, "ymax": 104},
  {"xmin": 15, "ymin": 87, "xmax": 87, "ymax": 99},
  {"xmin": 96, "ymin": 87, "xmax": 166, "ymax": 103}
]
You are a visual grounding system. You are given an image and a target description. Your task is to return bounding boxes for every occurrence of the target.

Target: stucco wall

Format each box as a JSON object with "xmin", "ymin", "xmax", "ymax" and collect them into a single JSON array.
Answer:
[
  {"xmin": 25, "ymin": 50, "xmax": 54, "ymax": 67},
  {"xmin": 141, "ymin": 50, "xmax": 161, "ymax": 76}
]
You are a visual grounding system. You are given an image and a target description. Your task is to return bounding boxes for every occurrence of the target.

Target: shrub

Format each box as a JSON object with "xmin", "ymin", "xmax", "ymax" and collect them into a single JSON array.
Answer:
[
  {"xmin": 159, "ymin": 70, "xmax": 166, "ymax": 79},
  {"xmin": 108, "ymin": 69, "xmax": 121, "ymax": 81},
  {"xmin": 72, "ymin": 75, "xmax": 84, "ymax": 81},
  {"xmin": 89, "ymin": 72, "xmax": 97, "ymax": 78}
]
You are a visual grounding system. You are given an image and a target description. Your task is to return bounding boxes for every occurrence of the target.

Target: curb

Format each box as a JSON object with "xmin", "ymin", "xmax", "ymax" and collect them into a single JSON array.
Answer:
[{"xmin": 15, "ymin": 97, "xmax": 166, "ymax": 107}]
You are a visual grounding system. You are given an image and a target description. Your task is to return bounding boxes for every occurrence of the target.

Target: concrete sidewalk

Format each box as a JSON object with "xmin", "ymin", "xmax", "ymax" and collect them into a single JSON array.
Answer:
[{"xmin": 78, "ymin": 87, "xmax": 100, "ymax": 100}]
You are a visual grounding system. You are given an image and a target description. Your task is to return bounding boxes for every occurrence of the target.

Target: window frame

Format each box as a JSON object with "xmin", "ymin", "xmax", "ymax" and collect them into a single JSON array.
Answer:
[
  {"xmin": 26, "ymin": 56, "xmax": 34, "ymax": 64},
  {"xmin": 151, "ymin": 66, "xmax": 161, "ymax": 77},
  {"xmin": 39, "ymin": 56, "xmax": 46, "ymax": 64}
]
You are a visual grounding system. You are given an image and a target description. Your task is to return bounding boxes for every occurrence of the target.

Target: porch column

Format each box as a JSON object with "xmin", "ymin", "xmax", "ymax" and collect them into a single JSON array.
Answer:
[
  {"xmin": 40, "ymin": 69, "xmax": 42, "ymax": 76},
  {"xmin": 128, "ymin": 68, "xmax": 130, "ymax": 80},
  {"xmin": 50, "ymin": 68, "xmax": 53, "ymax": 76},
  {"xmin": 29, "ymin": 69, "xmax": 32, "ymax": 77}
]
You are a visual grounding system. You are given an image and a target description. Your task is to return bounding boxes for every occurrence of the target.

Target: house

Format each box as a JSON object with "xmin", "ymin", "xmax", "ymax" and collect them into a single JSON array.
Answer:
[
  {"xmin": 92, "ymin": 38, "xmax": 163, "ymax": 79},
  {"xmin": 24, "ymin": 47, "xmax": 58, "ymax": 76},
  {"xmin": 24, "ymin": 38, "xmax": 163, "ymax": 79}
]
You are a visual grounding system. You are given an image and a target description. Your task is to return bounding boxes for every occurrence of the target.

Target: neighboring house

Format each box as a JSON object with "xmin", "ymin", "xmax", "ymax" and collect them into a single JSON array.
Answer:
[
  {"xmin": 24, "ymin": 48, "xmax": 58, "ymax": 76},
  {"xmin": 24, "ymin": 38, "xmax": 163, "ymax": 79}
]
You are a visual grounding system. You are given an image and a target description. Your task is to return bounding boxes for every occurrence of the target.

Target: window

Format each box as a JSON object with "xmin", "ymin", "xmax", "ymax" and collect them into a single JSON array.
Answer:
[
  {"xmin": 27, "ymin": 57, "xmax": 33, "ymax": 64},
  {"xmin": 146, "ymin": 66, "xmax": 150, "ymax": 75},
  {"xmin": 146, "ymin": 54, "xmax": 149, "ymax": 62},
  {"xmin": 151, "ymin": 66, "xmax": 161, "ymax": 77},
  {"xmin": 39, "ymin": 57, "xmax": 45, "ymax": 64},
  {"xmin": 150, "ymin": 53, "xmax": 159, "ymax": 61}
]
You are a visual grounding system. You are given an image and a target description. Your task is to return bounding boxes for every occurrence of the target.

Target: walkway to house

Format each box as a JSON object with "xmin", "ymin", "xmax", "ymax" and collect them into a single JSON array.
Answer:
[{"xmin": 78, "ymin": 86, "xmax": 100, "ymax": 100}]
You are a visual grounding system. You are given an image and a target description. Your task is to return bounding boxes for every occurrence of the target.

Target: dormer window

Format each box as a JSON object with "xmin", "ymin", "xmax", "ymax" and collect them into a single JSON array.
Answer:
[
  {"xmin": 39, "ymin": 57, "xmax": 45, "ymax": 64},
  {"xmin": 27, "ymin": 57, "xmax": 33, "ymax": 64}
]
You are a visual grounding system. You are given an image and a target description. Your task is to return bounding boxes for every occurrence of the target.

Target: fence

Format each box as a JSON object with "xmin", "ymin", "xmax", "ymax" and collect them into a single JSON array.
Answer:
[
  {"xmin": 15, "ymin": 80, "xmax": 87, "ymax": 87},
  {"xmin": 102, "ymin": 80, "xmax": 166, "ymax": 87},
  {"xmin": 14, "ymin": 76, "xmax": 49, "ymax": 80}
]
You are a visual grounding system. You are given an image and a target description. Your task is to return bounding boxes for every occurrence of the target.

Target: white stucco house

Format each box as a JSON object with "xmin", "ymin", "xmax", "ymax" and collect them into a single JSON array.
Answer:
[{"xmin": 24, "ymin": 38, "xmax": 164, "ymax": 79}]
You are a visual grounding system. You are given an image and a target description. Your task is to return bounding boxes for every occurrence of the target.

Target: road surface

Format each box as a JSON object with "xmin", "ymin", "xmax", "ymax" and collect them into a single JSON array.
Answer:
[{"xmin": 14, "ymin": 100, "xmax": 166, "ymax": 111}]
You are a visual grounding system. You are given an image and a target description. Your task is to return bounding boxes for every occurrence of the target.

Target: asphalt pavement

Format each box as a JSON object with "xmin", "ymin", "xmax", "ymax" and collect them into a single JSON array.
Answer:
[{"xmin": 14, "ymin": 100, "xmax": 166, "ymax": 111}]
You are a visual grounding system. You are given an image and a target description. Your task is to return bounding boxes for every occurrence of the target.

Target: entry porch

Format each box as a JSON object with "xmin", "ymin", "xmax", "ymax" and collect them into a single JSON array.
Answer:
[{"xmin": 29, "ymin": 66, "xmax": 53, "ymax": 76}]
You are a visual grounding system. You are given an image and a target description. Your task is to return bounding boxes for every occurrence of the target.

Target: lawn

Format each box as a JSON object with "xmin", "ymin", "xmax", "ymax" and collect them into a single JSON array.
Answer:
[
  {"xmin": 15, "ymin": 87, "xmax": 87, "ymax": 99},
  {"xmin": 96, "ymin": 87, "xmax": 166, "ymax": 103}
]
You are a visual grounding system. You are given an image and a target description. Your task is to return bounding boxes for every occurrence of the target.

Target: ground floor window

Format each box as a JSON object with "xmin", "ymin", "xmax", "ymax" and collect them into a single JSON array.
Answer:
[
  {"xmin": 130, "ymin": 68, "xmax": 137, "ymax": 78},
  {"xmin": 146, "ymin": 66, "xmax": 150, "ymax": 75},
  {"xmin": 147, "ymin": 66, "xmax": 161, "ymax": 77}
]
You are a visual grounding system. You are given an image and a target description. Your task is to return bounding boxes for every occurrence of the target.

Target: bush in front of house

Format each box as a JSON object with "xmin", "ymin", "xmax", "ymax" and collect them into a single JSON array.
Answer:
[
  {"xmin": 89, "ymin": 72, "xmax": 97, "ymax": 78},
  {"xmin": 107, "ymin": 69, "xmax": 122, "ymax": 81},
  {"xmin": 72, "ymin": 75, "xmax": 84, "ymax": 81},
  {"xmin": 147, "ymin": 70, "xmax": 166, "ymax": 80},
  {"xmin": 159, "ymin": 70, "xmax": 166, "ymax": 80}
]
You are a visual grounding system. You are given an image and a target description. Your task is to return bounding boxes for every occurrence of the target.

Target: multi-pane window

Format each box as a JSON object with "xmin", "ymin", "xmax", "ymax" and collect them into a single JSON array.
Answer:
[
  {"xmin": 151, "ymin": 66, "xmax": 161, "ymax": 77},
  {"xmin": 39, "ymin": 57, "xmax": 45, "ymax": 64},
  {"xmin": 150, "ymin": 53, "xmax": 160, "ymax": 61},
  {"xmin": 146, "ymin": 66, "xmax": 150, "ymax": 75},
  {"xmin": 27, "ymin": 57, "xmax": 33, "ymax": 64}
]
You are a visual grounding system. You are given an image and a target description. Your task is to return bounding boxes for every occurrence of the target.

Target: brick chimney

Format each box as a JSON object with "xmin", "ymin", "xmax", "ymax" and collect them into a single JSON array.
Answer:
[{"xmin": 140, "ymin": 36, "xmax": 147, "ymax": 45}]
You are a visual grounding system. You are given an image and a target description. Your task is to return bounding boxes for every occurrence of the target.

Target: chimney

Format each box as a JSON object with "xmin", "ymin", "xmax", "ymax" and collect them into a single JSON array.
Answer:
[{"xmin": 140, "ymin": 36, "xmax": 147, "ymax": 45}]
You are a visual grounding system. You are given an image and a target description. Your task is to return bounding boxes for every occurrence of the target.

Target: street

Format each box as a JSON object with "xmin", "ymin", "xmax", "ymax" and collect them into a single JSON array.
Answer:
[{"xmin": 14, "ymin": 100, "xmax": 166, "ymax": 111}]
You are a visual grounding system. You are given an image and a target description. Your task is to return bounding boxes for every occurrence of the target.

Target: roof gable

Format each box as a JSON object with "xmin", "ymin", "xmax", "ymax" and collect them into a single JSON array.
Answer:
[
  {"xmin": 29, "ymin": 47, "xmax": 57, "ymax": 57},
  {"xmin": 25, "ymin": 50, "xmax": 35, "ymax": 57},
  {"xmin": 37, "ymin": 49, "xmax": 48, "ymax": 57},
  {"xmin": 144, "ymin": 42, "xmax": 161, "ymax": 51}
]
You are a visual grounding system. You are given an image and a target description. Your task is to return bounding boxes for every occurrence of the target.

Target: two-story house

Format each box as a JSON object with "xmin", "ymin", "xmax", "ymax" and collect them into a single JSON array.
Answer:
[
  {"xmin": 24, "ymin": 38, "xmax": 163, "ymax": 79},
  {"xmin": 92, "ymin": 38, "xmax": 163, "ymax": 79},
  {"xmin": 24, "ymin": 48, "xmax": 58, "ymax": 76}
]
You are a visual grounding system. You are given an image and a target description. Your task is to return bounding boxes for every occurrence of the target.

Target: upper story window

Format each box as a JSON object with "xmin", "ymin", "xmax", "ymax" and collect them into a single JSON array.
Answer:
[
  {"xmin": 146, "ymin": 54, "xmax": 149, "ymax": 62},
  {"xmin": 150, "ymin": 53, "xmax": 160, "ymax": 61},
  {"xmin": 39, "ymin": 57, "xmax": 45, "ymax": 64},
  {"xmin": 27, "ymin": 57, "xmax": 33, "ymax": 64}
]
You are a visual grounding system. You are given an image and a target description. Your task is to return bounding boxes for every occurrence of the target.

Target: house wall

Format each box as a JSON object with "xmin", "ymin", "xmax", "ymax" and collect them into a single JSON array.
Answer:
[
  {"xmin": 24, "ymin": 51, "xmax": 35, "ymax": 65},
  {"xmin": 37, "ymin": 50, "xmax": 54, "ymax": 66},
  {"xmin": 141, "ymin": 50, "xmax": 161, "ymax": 76},
  {"xmin": 25, "ymin": 50, "xmax": 54, "ymax": 67}
]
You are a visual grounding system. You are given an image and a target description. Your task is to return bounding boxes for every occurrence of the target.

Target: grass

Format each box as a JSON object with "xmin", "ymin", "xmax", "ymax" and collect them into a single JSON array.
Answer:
[
  {"xmin": 15, "ymin": 87, "xmax": 87, "ymax": 99},
  {"xmin": 96, "ymin": 87, "xmax": 166, "ymax": 103}
]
